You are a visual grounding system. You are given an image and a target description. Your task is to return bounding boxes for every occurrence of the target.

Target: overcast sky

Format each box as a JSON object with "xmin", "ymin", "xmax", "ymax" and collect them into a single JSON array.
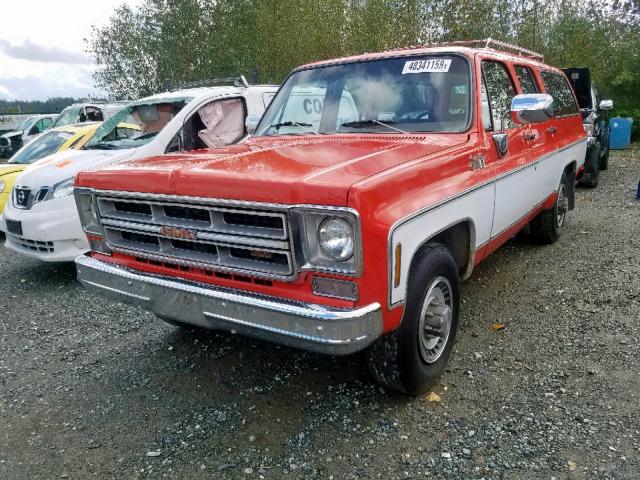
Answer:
[{"xmin": 0, "ymin": 0, "xmax": 142, "ymax": 101}]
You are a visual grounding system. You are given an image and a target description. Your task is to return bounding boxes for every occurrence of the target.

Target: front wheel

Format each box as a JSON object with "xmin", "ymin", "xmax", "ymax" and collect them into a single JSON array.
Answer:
[{"xmin": 368, "ymin": 243, "xmax": 460, "ymax": 395}]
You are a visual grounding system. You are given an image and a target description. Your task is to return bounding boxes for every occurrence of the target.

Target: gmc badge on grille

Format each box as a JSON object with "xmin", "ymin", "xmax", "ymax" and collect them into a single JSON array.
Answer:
[{"xmin": 160, "ymin": 225, "xmax": 197, "ymax": 240}]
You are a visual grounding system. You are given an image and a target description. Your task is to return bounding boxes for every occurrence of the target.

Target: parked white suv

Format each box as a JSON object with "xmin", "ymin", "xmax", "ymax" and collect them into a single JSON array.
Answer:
[
  {"xmin": 0, "ymin": 114, "xmax": 58, "ymax": 157},
  {"xmin": 0, "ymin": 81, "xmax": 278, "ymax": 262}
]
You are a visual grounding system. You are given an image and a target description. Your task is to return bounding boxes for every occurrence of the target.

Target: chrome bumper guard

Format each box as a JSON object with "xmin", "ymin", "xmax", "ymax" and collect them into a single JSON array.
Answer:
[{"xmin": 75, "ymin": 256, "xmax": 383, "ymax": 355}]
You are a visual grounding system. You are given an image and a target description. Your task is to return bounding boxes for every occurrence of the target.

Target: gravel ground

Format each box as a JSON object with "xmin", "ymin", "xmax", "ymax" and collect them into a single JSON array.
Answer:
[{"xmin": 1, "ymin": 147, "xmax": 639, "ymax": 480}]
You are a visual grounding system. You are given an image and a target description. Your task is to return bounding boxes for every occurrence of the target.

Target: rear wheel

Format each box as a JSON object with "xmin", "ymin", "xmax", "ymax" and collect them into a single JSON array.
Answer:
[
  {"xmin": 530, "ymin": 171, "xmax": 569, "ymax": 244},
  {"xmin": 368, "ymin": 243, "xmax": 460, "ymax": 395},
  {"xmin": 580, "ymin": 142, "xmax": 600, "ymax": 188}
]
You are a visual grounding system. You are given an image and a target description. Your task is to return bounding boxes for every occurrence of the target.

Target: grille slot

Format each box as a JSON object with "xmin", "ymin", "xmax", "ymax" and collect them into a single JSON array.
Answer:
[
  {"xmin": 165, "ymin": 205, "xmax": 210, "ymax": 223},
  {"xmin": 114, "ymin": 201, "xmax": 152, "ymax": 216},
  {"xmin": 7, "ymin": 234, "xmax": 54, "ymax": 253},
  {"xmin": 223, "ymin": 211, "xmax": 282, "ymax": 230},
  {"xmin": 96, "ymin": 194, "xmax": 294, "ymax": 278}
]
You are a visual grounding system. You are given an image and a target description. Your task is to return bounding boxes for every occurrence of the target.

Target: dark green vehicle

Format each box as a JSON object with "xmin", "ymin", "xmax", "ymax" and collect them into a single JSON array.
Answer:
[{"xmin": 563, "ymin": 67, "xmax": 613, "ymax": 188}]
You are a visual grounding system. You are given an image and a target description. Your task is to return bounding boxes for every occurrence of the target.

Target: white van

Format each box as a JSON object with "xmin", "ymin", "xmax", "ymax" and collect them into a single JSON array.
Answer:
[{"xmin": 1, "ymin": 81, "xmax": 279, "ymax": 262}]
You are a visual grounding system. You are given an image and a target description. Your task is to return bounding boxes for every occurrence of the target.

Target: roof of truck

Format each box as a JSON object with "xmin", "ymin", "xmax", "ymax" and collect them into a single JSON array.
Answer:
[{"xmin": 297, "ymin": 40, "xmax": 552, "ymax": 72}]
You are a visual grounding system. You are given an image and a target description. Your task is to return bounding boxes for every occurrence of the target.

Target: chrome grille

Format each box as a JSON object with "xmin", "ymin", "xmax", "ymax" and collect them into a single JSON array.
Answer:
[{"xmin": 95, "ymin": 195, "xmax": 294, "ymax": 278}]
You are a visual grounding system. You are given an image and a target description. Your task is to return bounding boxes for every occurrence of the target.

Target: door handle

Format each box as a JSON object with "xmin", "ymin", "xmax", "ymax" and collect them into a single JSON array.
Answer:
[
  {"xmin": 547, "ymin": 127, "xmax": 557, "ymax": 134},
  {"xmin": 522, "ymin": 132, "xmax": 536, "ymax": 141}
]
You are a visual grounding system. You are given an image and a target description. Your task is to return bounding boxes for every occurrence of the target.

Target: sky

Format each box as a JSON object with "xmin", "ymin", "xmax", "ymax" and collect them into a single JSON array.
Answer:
[{"xmin": 0, "ymin": 0, "xmax": 142, "ymax": 101}]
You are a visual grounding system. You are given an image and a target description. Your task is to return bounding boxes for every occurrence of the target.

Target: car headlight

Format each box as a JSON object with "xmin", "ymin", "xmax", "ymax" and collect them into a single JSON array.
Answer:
[
  {"xmin": 318, "ymin": 217, "xmax": 354, "ymax": 261},
  {"xmin": 49, "ymin": 177, "xmax": 75, "ymax": 200},
  {"xmin": 0, "ymin": 180, "xmax": 5, "ymax": 193},
  {"xmin": 294, "ymin": 208, "xmax": 361, "ymax": 276}
]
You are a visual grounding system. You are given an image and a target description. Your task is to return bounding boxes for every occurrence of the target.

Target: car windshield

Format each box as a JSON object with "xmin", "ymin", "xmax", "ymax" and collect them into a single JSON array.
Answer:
[
  {"xmin": 8, "ymin": 130, "xmax": 74, "ymax": 164},
  {"xmin": 16, "ymin": 117, "xmax": 34, "ymax": 132},
  {"xmin": 83, "ymin": 98, "xmax": 192, "ymax": 150},
  {"xmin": 52, "ymin": 106, "xmax": 82, "ymax": 128},
  {"xmin": 256, "ymin": 55, "xmax": 471, "ymax": 136}
]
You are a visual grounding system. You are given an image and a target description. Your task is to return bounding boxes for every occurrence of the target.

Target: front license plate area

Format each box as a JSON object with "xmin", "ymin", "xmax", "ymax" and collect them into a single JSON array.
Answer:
[
  {"xmin": 153, "ymin": 289, "xmax": 205, "ymax": 324},
  {"xmin": 6, "ymin": 219, "xmax": 23, "ymax": 236}
]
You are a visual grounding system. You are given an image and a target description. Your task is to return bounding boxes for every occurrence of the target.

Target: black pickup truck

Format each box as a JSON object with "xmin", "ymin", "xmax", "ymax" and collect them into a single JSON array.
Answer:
[{"xmin": 563, "ymin": 67, "xmax": 613, "ymax": 188}]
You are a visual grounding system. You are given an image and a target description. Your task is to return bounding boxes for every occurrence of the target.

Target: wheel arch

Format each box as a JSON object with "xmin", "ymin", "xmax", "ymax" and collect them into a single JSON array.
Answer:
[{"xmin": 390, "ymin": 218, "xmax": 476, "ymax": 309}]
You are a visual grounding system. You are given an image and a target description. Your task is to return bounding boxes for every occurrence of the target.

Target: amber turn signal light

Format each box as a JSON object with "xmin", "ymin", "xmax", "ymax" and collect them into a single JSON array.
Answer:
[{"xmin": 394, "ymin": 243, "xmax": 402, "ymax": 288}]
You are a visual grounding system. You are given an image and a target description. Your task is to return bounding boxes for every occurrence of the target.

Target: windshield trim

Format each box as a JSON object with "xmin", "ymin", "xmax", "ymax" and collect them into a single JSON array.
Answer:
[{"xmin": 255, "ymin": 52, "xmax": 474, "ymax": 137}]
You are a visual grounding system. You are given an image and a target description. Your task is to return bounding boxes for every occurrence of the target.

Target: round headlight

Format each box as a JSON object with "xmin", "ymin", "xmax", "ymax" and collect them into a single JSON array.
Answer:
[
  {"xmin": 318, "ymin": 217, "xmax": 354, "ymax": 261},
  {"xmin": 0, "ymin": 180, "xmax": 5, "ymax": 193}
]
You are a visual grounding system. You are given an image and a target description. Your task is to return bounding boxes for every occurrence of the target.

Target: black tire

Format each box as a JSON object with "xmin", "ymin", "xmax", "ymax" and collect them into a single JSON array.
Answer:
[
  {"xmin": 368, "ymin": 243, "xmax": 460, "ymax": 395},
  {"xmin": 580, "ymin": 142, "xmax": 600, "ymax": 188},
  {"xmin": 530, "ymin": 171, "xmax": 569, "ymax": 244},
  {"xmin": 599, "ymin": 138, "xmax": 609, "ymax": 170}
]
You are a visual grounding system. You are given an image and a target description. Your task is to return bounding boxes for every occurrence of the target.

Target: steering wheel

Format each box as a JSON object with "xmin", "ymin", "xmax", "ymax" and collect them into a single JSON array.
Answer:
[{"xmin": 415, "ymin": 111, "xmax": 432, "ymax": 120}]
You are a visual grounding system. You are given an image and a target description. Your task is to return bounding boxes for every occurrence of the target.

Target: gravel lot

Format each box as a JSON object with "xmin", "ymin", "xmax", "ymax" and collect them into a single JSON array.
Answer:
[{"xmin": 1, "ymin": 147, "xmax": 639, "ymax": 480}]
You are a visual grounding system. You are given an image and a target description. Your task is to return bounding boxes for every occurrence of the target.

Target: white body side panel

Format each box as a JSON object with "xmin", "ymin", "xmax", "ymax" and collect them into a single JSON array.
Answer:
[
  {"xmin": 389, "ymin": 183, "xmax": 494, "ymax": 306},
  {"xmin": 492, "ymin": 140, "xmax": 586, "ymax": 235},
  {"xmin": 389, "ymin": 139, "xmax": 587, "ymax": 307}
]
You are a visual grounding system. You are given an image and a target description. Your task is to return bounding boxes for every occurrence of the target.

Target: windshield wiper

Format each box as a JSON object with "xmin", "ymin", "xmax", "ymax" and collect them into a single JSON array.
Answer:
[
  {"xmin": 268, "ymin": 121, "xmax": 317, "ymax": 134},
  {"xmin": 340, "ymin": 119, "xmax": 408, "ymax": 134}
]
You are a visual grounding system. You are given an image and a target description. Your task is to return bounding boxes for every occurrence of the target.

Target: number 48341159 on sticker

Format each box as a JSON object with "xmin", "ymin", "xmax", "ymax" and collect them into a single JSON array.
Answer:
[{"xmin": 402, "ymin": 58, "xmax": 452, "ymax": 74}]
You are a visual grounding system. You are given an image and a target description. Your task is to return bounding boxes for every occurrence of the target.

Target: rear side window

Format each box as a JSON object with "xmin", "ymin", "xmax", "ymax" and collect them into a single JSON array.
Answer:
[
  {"xmin": 541, "ymin": 71, "xmax": 578, "ymax": 117},
  {"xmin": 514, "ymin": 66, "xmax": 539, "ymax": 94},
  {"xmin": 481, "ymin": 61, "xmax": 516, "ymax": 131}
]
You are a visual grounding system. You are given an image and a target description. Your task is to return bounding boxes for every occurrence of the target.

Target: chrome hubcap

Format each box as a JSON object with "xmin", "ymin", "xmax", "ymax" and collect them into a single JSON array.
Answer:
[
  {"xmin": 556, "ymin": 183, "xmax": 568, "ymax": 228},
  {"xmin": 418, "ymin": 276, "xmax": 453, "ymax": 364}
]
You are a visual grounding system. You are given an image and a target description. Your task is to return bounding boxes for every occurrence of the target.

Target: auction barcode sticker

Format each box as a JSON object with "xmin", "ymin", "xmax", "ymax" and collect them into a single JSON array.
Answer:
[{"xmin": 402, "ymin": 58, "xmax": 451, "ymax": 74}]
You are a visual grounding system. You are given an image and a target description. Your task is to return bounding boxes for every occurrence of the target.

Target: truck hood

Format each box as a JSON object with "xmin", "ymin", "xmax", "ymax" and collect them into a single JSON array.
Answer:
[
  {"xmin": 16, "ymin": 148, "xmax": 135, "ymax": 188},
  {"xmin": 77, "ymin": 135, "xmax": 467, "ymax": 205}
]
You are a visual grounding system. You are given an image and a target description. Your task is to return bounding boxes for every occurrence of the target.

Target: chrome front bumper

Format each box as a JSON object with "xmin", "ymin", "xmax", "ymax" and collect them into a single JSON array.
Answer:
[{"xmin": 75, "ymin": 256, "xmax": 383, "ymax": 355}]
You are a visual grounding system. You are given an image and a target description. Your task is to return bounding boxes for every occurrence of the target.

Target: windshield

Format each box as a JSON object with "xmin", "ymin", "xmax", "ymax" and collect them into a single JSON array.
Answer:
[
  {"xmin": 256, "ymin": 55, "xmax": 471, "ymax": 136},
  {"xmin": 8, "ymin": 130, "xmax": 73, "ymax": 164},
  {"xmin": 52, "ymin": 106, "xmax": 81, "ymax": 128},
  {"xmin": 16, "ymin": 117, "xmax": 34, "ymax": 132},
  {"xmin": 83, "ymin": 98, "xmax": 191, "ymax": 150}
]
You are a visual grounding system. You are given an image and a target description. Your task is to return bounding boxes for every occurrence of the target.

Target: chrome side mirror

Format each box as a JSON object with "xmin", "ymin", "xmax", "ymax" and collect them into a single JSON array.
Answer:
[
  {"xmin": 245, "ymin": 115, "xmax": 260, "ymax": 135},
  {"xmin": 599, "ymin": 99, "xmax": 613, "ymax": 111},
  {"xmin": 511, "ymin": 94, "xmax": 554, "ymax": 125}
]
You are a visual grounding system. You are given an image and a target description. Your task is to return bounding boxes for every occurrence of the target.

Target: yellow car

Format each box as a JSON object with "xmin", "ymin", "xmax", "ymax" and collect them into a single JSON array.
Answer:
[{"xmin": 0, "ymin": 122, "xmax": 139, "ymax": 213}]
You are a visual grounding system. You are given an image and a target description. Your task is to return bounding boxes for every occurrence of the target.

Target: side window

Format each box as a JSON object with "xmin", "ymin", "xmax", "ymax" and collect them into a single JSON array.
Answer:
[
  {"xmin": 481, "ymin": 61, "xmax": 516, "ymax": 131},
  {"xmin": 178, "ymin": 98, "xmax": 247, "ymax": 152},
  {"xmin": 42, "ymin": 118, "xmax": 53, "ymax": 130},
  {"xmin": 540, "ymin": 71, "xmax": 578, "ymax": 117},
  {"xmin": 514, "ymin": 66, "xmax": 539, "ymax": 94},
  {"xmin": 32, "ymin": 120, "xmax": 45, "ymax": 134},
  {"xmin": 481, "ymin": 81, "xmax": 492, "ymax": 130}
]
